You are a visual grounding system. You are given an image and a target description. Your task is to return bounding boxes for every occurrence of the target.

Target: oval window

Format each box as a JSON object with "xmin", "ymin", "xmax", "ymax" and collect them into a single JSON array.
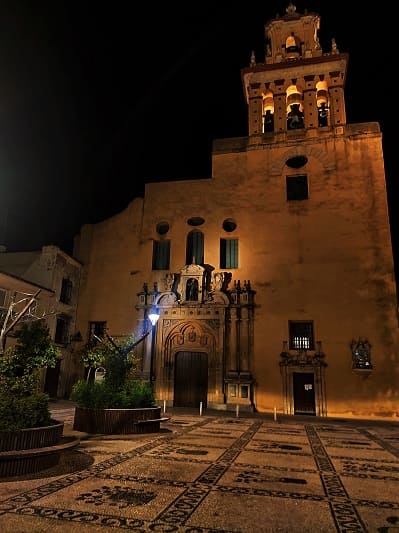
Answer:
[
  {"xmin": 222, "ymin": 218, "xmax": 237, "ymax": 232},
  {"xmin": 286, "ymin": 155, "xmax": 308, "ymax": 168},
  {"xmin": 187, "ymin": 217, "xmax": 205, "ymax": 227},
  {"xmin": 156, "ymin": 222, "xmax": 170, "ymax": 235}
]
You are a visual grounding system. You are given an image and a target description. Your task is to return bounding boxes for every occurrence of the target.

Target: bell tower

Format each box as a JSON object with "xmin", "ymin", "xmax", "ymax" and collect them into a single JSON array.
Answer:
[{"xmin": 242, "ymin": 2, "xmax": 347, "ymax": 139}]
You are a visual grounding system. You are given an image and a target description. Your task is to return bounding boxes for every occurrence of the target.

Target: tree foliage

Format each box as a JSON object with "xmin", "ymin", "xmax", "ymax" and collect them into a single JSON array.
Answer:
[
  {"xmin": 80, "ymin": 334, "xmax": 139, "ymax": 389},
  {"xmin": 0, "ymin": 320, "xmax": 61, "ymax": 430},
  {"xmin": 0, "ymin": 321, "xmax": 61, "ymax": 396},
  {"xmin": 71, "ymin": 333, "xmax": 154, "ymax": 409}
]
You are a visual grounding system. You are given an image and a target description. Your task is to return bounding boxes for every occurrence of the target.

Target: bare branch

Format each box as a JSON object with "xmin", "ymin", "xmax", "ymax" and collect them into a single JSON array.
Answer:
[{"xmin": 0, "ymin": 289, "xmax": 57, "ymax": 350}]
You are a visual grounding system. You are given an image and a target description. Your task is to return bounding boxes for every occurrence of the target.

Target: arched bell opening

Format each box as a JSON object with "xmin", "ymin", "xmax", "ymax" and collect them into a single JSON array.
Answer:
[
  {"xmin": 285, "ymin": 32, "xmax": 301, "ymax": 59},
  {"xmin": 262, "ymin": 91, "xmax": 274, "ymax": 133},
  {"xmin": 286, "ymin": 85, "xmax": 304, "ymax": 130},
  {"xmin": 316, "ymin": 81, "xmax": 329, "ymax": 127}
]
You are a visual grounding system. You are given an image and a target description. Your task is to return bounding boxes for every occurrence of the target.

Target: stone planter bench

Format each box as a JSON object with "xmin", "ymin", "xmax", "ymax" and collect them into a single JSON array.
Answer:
[
  {"xmin": 73, "ymin": 406, "xmax": 170, "ymax": 434},
  {"xmin": 0, "ymin": 420, "xmax": 80, "ymax": 477},
  {"xmin": 0, "ymin": 420, "xmax": 63, "ymax": 452}
]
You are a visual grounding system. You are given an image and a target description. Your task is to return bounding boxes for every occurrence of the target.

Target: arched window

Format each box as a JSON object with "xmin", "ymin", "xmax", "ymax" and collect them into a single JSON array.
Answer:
[
  {"xmin": 152, "ymin": 240, "xmax": 170, "ymax": 270},
  {"xmin": 152, "ymin": 221, "xmax": 170, "ymax": 270},
  {"xmin": 186, "ymin": 230, "xmax": 204, "ymax": 265}
]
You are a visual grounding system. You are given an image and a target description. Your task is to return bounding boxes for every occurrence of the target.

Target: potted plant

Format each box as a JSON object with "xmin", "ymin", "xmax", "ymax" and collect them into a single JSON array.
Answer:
[
  {"xmin": 0, "ymin": 321, "xmax": 78, "ymax": 476},
  {"xmin": 71, "ymin": 333, "xmax": 166, "ymax": 434}
]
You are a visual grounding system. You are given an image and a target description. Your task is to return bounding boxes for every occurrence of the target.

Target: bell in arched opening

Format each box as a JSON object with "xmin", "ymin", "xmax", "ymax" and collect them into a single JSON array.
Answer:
[
  {"xmin": 262, "ymin": 92, "xmax": 274, "ymax": 133},
  {"xmin": 286, "ymin": 86, "xmax": 304, "ymax": 130},
  {"xmin": 316, "ymin": 82, "xmax": 329, "ymax": 127},
  {"xmin": 285, "ymin": 32, "xmax": 300, "ymax": 59}
]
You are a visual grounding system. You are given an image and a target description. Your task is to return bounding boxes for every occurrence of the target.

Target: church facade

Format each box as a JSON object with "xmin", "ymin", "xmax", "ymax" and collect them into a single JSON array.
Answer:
[{"xmin": 73, "ymin": 4, "xmax": 399, "ymax": 419}]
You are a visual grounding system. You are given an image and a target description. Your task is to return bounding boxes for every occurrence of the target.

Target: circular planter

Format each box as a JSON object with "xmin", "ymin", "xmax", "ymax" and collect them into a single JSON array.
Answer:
[
  {"xmin": 0, "ymin": 419, "xmax": 63, "ymax": 452},
  {"xmin": 0, "ymin": 420, "xmax": 80, "ymax": 477},
  {"xmin": 73, "ymin": 406, "xmax": 167, "ymax": 434}
]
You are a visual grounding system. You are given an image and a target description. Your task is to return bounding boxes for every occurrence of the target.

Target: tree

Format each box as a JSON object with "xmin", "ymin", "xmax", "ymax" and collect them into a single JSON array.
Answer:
[
  {"xmin": 0, "ymin": 289, "xmax": 56, "ymax": 350},
  {"xmin": 71, "ymin": 331, "xmax": 154, "ymax": 409},
  {"xmin": 0, "ymin": 321, "xmax": 61, "ymax": 431},
  {"xmin": 0, "ymin": 321, "xmax": 61, "ymax": 396}
]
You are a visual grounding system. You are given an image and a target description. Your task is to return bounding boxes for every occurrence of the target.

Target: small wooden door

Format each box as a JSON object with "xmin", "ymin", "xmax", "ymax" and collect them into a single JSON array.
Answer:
[
  {"xmin": 174, "ymin": 351, "xmax": 208, "ymax": 407},
  {"xmin": 44, "ymin": 360, "xmax": 61, "ymax": 398},
  {"xmin": 293, "ymin": 372, "xmax": 316, "ymax": 415}
]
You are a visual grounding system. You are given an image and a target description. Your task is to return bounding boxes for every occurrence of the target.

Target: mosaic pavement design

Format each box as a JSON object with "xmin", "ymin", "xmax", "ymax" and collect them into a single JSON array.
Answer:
[{"xmin": 1, "ymin": 415, "xmax": 399, "ymax": 532}]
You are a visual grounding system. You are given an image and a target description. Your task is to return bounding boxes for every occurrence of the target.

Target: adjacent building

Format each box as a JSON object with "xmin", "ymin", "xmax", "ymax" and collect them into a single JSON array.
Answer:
[{"xmin": 0, "ymin": 245, "xmax": 82, "ymax": 398}]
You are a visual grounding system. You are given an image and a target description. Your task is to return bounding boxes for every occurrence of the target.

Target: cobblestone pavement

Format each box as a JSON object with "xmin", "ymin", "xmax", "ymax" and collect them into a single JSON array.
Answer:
[{"xmin": 1, "ymin": 402, "xmax": 399, "ymax": 532}]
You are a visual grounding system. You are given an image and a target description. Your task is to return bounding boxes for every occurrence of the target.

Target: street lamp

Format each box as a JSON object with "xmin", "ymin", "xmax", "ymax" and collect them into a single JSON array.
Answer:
[{"xmin": 148, "ymin": 307, "xmax": 160, "ymax": 385}]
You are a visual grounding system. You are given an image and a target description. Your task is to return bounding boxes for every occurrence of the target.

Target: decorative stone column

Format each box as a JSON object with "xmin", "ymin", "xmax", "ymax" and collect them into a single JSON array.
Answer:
[
  {"xmin": 328, "ymin": 73, "xmax": 346, "ymax": 128},
  {"xmin": 303, "ymin": 75, "xmax": 318, "ymax": 131},
  {"xmin": 248, "ymin": 83, "xmax": 263, "ymax": 136},
  {"xmin": 273, "ymin": 81, "xmax": 287, "ymax": 134}
]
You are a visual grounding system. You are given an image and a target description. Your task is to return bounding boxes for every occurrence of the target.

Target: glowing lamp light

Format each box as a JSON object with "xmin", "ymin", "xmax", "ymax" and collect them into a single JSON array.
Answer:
[{"xmin": 148, "ymin": 308, "xmax": 160, "ymax": 326}]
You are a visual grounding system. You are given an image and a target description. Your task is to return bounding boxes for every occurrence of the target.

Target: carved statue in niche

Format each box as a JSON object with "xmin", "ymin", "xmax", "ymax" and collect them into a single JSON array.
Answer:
[
  {"xmin": 186, "ymin": 278, "xmax": 199, "ymax": 301},
  {"xmin": 188, "ymin": 327, "xmax": 196, "ymax": 342}
]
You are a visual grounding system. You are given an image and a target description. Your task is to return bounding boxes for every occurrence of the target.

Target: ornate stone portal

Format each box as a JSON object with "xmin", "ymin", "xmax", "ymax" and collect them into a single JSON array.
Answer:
[
  {"xmin": 279, "ymin": 341, "xmax": 327, "ymax": 416},
  {"xmin": 136, "ymin": 263, "xmax": 256, "ymax": 411}
]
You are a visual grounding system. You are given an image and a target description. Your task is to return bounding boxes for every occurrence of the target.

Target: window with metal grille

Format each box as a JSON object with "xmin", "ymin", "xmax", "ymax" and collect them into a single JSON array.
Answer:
[
  {"xmin": 152, "ymin": 240, "xmax": 170, "ymax": 270},
  {"xmin": 220, "ymin": 238, "xmax": 238, "ymax": 268},
  {"xmin": 60, "ymin": 278, "xmax": 73, "ymax": 304},
  {"xmin": 88, "ymin": 321, "xmax": 106, "ymax": 344},
  {"xmin": 55, "ymin": 316, "xmax": 70, "ymax": 344},
  {"xmin": 186, "ymin": 230, "xmax": 204, "ymax": 265},
  {"xmin": 289, "ymin": 321, "xmax": 314, "ymax": 350},
  {"xmin": 286, "ymin": 175, "xmax": 308, "ymax": 201}
]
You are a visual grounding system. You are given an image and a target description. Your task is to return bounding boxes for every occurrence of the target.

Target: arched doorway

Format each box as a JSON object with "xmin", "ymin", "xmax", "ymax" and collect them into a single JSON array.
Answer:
[{"xmin": 174, "ymin": 351, "xmax": 208, "ymax": 407}]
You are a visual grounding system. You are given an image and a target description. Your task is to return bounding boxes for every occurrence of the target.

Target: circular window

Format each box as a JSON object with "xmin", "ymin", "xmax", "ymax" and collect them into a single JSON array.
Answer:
[
  {"xmin": 285, "ymin": 155, "xmax": 308, "ymax": 168},
  {"xmin": 187, "ymin": 217, "xmax": 205, "ymax": 227},
  {"xmin": 222, "ymin": 218, "xmax": 237, "ymax": 232},
  {"xmin": 156, "ymin": 222, "xmax": 170, "ymax": 235}
]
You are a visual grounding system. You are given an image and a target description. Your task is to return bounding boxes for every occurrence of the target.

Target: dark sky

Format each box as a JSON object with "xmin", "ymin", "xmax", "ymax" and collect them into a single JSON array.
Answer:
[{"xmin": 0, "ymin": 2, "xmax": 397, "ymax": 274}]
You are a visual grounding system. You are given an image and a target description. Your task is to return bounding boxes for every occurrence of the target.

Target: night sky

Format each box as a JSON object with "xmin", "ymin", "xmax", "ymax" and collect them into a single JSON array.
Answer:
[{"xmin": 0, "ymin": 2, "xmax": 397, "ymax": 275}]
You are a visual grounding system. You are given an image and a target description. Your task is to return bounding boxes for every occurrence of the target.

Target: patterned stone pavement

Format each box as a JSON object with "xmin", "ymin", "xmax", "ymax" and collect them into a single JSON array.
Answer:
[{"xmin": 1, "ymin": 403, "xmax": 399, "ymax": 532}]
